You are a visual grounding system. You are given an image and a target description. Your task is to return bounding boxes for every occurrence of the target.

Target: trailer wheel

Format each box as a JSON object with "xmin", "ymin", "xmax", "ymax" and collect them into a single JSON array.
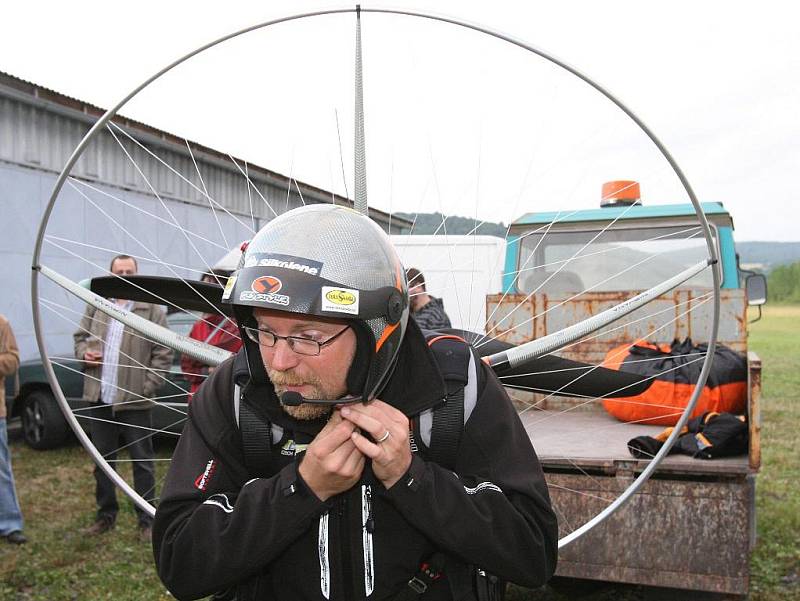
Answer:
[{"xmin": 21, "ymin": 390, "xmax": 70, "ymax": 450}]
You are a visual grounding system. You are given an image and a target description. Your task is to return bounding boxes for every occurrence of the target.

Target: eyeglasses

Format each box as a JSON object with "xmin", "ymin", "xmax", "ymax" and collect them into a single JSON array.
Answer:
[{"xmin": 243, "ymin": 324, "xmax": 351, "ymax": 356}]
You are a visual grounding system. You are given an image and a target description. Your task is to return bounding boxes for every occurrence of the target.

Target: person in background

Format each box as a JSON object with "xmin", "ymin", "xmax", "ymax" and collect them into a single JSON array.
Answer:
[
  {"xmin": 181, "ymin": 270, "xmax": 242, "ymax": 399},
  {"xmin": 0, "ymin": 314, "xmax": 26, "ymax": 545},
  {"xmin": 406, "ymin": 267, "xmax": 452, "ymax": 330},
  {"xmin": 73, "ymin": 254, "xmax": 173, "ymax": 543}
]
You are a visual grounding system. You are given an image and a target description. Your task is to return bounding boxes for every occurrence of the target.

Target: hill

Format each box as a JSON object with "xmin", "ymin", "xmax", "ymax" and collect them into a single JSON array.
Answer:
[
  {"xmin": 735, "ymin": 241, "xmax": 800, "ymax": 271},
  {"xmin": 394, "ymin": 212, "xmax": 507, "ymax": 237}
]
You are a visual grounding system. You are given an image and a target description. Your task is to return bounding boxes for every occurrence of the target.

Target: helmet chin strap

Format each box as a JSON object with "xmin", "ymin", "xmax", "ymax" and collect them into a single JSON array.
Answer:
[{"xmin": 345, "ymin": 319, "xmax": 373, "ymax": 396}]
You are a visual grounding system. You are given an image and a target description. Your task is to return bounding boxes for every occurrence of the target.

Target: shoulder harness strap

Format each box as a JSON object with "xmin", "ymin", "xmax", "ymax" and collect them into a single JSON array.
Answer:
[
  {"xmin": 425, "ymin": 334, "xmax": 475, "ymax": 471},
  {"xmin": 235, "ymin": 384, "xmax": 274, "ymax": 478}
]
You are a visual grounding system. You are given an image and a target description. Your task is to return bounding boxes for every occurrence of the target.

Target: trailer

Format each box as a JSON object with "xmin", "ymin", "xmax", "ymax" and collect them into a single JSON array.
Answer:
[{"xmin": 485, "ymin": 183, "xmax": 766, "ymax": 596}]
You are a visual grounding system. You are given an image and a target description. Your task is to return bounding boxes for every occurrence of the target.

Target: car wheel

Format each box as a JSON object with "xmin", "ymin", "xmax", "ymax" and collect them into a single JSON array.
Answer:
[{"xmin": 21, "ymin": 390, "xmax": 70, "ymax": 450}]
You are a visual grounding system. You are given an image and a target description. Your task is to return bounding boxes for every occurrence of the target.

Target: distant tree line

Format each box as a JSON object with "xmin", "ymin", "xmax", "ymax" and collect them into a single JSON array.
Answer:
[
  {"xmin": 767, "ymin": 261, "xmax": 800, "ymax": 303},
  {"xmin": 395, "ymin": 212, "xmax": 507, "ymax": 237},
  {"xmin": 738, "ymin": 241, "xmax": 800, "ymax": 270}
]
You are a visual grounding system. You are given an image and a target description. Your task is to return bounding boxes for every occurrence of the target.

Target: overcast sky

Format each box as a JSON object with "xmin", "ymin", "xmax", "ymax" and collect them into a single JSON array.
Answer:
[{"xmin": 3, "ymin": 0, "xmax": 798, "ymax": 241}]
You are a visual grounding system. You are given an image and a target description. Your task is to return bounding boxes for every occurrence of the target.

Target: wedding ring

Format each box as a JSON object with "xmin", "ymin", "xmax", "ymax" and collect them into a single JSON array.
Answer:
[{"xmin": 376, "ymin": 430, "xmax": 391, "ymax": 443}]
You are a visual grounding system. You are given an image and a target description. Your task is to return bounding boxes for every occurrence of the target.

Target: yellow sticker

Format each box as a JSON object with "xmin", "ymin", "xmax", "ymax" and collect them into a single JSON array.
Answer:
[
  {"xmin": 321, "ymin": 286, "xmax": 359, "ymax": 315},
  {"xmin": 325, "ymin": 290, "xmax": 356, "ymax": 305}
]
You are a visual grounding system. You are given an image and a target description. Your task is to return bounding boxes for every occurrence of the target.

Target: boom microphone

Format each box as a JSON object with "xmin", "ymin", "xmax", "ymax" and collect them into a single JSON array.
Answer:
[
  {"xmin": 280, "ymin": 391, "xmax": 304, "ymax": 406},
  {"xmin": 279, "ymin": 391, "xmax": 364, "ymax": 407}
]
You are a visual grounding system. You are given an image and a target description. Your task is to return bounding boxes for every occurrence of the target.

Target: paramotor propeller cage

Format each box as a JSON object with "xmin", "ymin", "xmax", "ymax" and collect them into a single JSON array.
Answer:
[{"xmin": 29, "ymin": 7, "xmax": 721, "ymax": 550}]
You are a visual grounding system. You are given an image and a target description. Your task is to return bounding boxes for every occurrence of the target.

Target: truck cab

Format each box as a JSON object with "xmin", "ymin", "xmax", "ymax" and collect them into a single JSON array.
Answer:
[{"xmin": 486, "ymin": 184, "xmax": 765, "ymax": 597}]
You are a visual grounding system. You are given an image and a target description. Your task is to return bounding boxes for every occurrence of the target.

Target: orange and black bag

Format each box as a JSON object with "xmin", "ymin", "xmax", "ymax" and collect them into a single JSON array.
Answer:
[{"xmin": 602, "ymin": 337, "xmax": 747, "ymax": 426}]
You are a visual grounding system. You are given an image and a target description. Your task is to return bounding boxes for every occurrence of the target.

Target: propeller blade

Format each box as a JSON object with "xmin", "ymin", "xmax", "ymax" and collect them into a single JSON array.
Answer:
[
  {"xmin": 40, "ymin": 265, "xmax": 232, "ymax": 365},
  {"xmin": 87, "ymin": 275, "xmax": 232, "ymax": 316},
  {"xmin": 443, "ymin": 329, "xmax": 651, "ymax": 399}
]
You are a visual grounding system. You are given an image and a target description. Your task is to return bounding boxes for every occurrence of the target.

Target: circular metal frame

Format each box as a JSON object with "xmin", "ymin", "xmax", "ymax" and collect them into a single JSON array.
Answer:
[{"xmin": 30, "ymin": 6, "xmax": 721, "ymax": 548}]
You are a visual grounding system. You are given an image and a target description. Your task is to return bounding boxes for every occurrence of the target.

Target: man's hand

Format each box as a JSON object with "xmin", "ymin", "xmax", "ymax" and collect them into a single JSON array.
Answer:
[
  {"xmin": 298, "ymin": 409, "xmax": 365, "ymax": 501},
  {"xmin": 83, "ymin": 350, "xmax": 103, "ymax": 367},
  {"xmin": 341, "ymin": 400, "xmax": 411, "ymax": 490}
]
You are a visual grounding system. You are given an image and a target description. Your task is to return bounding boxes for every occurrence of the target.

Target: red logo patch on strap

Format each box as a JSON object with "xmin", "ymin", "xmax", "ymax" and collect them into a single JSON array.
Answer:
[{"xmin": 194, "ymin": 459, "xmax": 217, "ymax": 491}]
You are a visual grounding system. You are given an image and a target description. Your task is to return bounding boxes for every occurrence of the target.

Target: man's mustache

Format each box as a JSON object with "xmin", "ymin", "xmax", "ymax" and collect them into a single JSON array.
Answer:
[{"xmin": 268, "ymin": 369, "xmax": 321, "ymax": 389}]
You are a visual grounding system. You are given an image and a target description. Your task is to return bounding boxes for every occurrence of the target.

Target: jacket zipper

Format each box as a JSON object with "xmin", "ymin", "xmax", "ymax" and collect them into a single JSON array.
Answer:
[
  {"xmin": 325, "ymin": 486, "xmax": 375, "ymax": 600},
  {"xmin": 337, "ymin": 496, "xmax": 356, "ymax": 601}
]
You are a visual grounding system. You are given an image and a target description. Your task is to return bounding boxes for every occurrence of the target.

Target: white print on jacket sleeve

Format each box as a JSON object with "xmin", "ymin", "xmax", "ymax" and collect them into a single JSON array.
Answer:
[
  {"xmin": 318, "ymin": 512, "xmax": 330, "ymax": 599},
  {"xmin": 361, "ymin": 484, "xmax": 375, "ymax": 596},
  {"xmin": 463, "ymin": 482, "xmax": 503, "ymax": 495},
  {"xmin": 202, "ymin": 493, "xmax": 234, "ymax": 513}
]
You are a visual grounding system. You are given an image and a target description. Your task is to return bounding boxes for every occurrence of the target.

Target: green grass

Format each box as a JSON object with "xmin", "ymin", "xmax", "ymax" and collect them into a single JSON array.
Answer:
[
  {"xmin": 0, "ymin": 442, "xmax": 174, "ymax": 601},
  {"xmin": 748, "ymin": 305, "xmax": 800, "ymax": 600},
  {"xmin": 2, "ymin": 305, "xmax": 798, "ymax": 599}
]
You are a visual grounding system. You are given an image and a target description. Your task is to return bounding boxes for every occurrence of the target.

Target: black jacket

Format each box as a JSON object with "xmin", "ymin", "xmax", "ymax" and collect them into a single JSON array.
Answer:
[{"xmin": 153, "ymin": 333, "xmax": 558, "ymax": 600}]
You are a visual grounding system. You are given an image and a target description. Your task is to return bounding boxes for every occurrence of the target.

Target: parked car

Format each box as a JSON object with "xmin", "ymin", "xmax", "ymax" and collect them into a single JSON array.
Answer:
[{"xmin": 4, "ymin": 311, "xmax": 199, "ymax": 450}]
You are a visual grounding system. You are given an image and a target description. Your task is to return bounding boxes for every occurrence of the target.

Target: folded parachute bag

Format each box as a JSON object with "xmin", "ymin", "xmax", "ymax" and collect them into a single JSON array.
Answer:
[
  {"xmin": 602, "ymin": 337, "xmax": 747, "ymax": 426},
  {"xmin": 628, "ymin": 411, "xmax": 748, "ymax": 460}
]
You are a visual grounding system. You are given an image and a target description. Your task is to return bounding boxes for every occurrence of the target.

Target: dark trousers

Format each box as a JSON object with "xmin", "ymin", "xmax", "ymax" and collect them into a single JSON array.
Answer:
[{"xmin": 90, "ymin": 403, "xmax": 155, "ymax": 526}]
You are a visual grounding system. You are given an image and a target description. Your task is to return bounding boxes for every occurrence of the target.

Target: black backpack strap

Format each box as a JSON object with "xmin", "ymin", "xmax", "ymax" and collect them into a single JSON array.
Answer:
[
  {"xmin": 425, "ymin": 334, "xmax": 471, "ymax": 471},
  {"xmin": 235, "ymin": 384, "xmax": 273, "ymax": 478},
  {"xmin": 430, "ymin": 386, "xmax": 464, "ymax": 470}
]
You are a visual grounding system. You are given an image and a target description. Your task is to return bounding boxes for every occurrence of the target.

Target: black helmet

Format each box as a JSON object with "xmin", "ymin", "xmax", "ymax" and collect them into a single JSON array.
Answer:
[{"xmin": 222, "ymin": 204, "xmax": 408, "ymax": 401}]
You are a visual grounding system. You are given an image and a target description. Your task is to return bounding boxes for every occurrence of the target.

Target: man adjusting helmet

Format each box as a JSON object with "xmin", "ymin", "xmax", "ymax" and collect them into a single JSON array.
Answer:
[{"xmin": 154, "ymin": 205, "xmax": 558, "ymax": 601}]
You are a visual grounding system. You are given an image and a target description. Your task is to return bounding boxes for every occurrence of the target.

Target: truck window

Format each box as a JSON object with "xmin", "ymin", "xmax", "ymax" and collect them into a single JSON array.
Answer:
[{"xmin": 517, "ymin": 225, "xmax": 716, "ymax": 294}]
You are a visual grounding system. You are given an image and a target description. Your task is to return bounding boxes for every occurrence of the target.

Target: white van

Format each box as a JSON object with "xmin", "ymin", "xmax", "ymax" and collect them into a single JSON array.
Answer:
[{"xmin": 390, "ymin": 235, "xmax": 506, "ymax": 332}]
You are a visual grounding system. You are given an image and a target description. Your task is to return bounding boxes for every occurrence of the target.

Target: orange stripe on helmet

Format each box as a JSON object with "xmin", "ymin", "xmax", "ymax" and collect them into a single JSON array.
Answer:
[
  {"xmin": 375, "ymin": 259, "xmax": 405, "ymax": 353},
  {"xmin": 375, "ymin": 322, "xmax": 400, "ymax": 352}
]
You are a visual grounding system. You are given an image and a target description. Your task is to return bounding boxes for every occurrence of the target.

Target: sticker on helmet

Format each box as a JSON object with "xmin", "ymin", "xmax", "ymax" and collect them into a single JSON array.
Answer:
[
  {"xmin": 221, "ymin": 275, "xmax": 237, "ymax": 301},
  {"xmin": 321, "ymin": 286, "xmax": 359, "ymax": 315},
  {"xmin": 252, "ymin": 276, "xmax": 283, "ymax": 294},
  {"xmin": 244, "ymin": 253, "xmax": 323, "ymax": 276},
  {"xmin": 239, "ymin": 276, "xmax": 291, "ymax": 306}
]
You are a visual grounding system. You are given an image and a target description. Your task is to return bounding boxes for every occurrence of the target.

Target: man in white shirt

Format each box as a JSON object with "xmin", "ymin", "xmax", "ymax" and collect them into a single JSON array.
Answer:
[{"xmin": 74, "ymin": 255, "xmax": 173, "ymax": 542}]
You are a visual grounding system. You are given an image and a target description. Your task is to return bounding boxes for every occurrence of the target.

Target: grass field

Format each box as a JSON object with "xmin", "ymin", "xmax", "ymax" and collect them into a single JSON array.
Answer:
[
  {"xmin": 747, "ymin": 305, "xmax": 800, "ymax": 600},
  {"xmin": 1, "ymin": 305, "xmax": 798, "ymax": 600},
  {"xmin": 0, "ymin": 443, "xmax": 174, "ymax": 600}
]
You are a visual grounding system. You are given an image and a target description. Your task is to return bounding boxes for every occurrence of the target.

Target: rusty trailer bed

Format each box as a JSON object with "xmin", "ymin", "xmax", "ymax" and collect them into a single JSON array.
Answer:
[
  {"xmin": 522, "ymin": 409, "xmax": 751, "ymax": 477},
  {"xmin": 521, "ymin": 409, "xmax": 756, "ymax": 596}
]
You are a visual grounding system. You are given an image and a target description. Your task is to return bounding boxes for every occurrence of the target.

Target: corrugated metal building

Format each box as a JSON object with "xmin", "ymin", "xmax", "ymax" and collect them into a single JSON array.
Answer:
[{"xmin": 0, "ymin": 71, "xmax": 408, "ymax": 360}]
